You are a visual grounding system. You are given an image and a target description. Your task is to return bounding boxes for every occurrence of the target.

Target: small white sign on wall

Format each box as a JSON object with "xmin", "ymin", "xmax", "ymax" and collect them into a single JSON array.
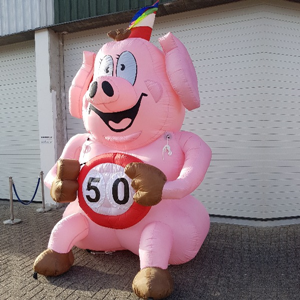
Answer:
[{"xmin": 40, "ymin": 136, "xmax": 53, "ymax": 144}]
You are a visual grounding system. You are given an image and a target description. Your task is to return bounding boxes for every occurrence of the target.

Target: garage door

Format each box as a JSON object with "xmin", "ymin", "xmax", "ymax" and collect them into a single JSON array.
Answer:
[
  {"xmin": 0, "ymin": 40, "xmax": 41, "ymax": 201},
  {"xmin": 63, "ymin": 0, "xmax": 300, "ymax": 219}
]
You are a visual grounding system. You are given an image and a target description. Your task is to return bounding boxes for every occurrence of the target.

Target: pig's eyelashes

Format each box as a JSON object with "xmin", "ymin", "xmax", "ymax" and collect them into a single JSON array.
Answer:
[
  {"xmin": 116, "ymin": 51, "xmax": 137, "ymax": 86},
  {"xmin": 96, "ymin": 55, "xmax": 114, "ymax": 78}
]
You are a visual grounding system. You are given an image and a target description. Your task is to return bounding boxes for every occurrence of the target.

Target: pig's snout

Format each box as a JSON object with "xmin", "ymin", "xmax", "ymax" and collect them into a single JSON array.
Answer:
[
  {"xmin": 101, "ymin": 81, "xmax": 114, "ymax": 97},
  {"xmin": 87, "ymin": 77, "xmax": 138, "ymax": 112},
  {"xmin": 88, "ymin": 77, "xmax": 119, "ymax": 106},
  {"xmin": 89, "ymin": 81, "xmax": 98, "ymax": 98},
  {"xmin": 89, "ymin": 81, "xmax": 114, "ymax": 99}
]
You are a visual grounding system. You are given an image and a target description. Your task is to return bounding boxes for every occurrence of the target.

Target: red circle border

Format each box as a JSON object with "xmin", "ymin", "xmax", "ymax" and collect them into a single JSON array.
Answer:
[{"xmin": 78, "ymin": 153, "xmax": 150, "ymax": 229}]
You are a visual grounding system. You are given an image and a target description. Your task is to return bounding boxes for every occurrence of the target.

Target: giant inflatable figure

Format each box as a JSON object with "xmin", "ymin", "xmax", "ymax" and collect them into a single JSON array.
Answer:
[{"xmin": 33, "ymin": 2, "xmax": 212, "ymax": 299}]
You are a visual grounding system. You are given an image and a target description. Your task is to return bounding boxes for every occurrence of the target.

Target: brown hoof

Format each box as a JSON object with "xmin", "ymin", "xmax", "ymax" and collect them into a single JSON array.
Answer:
[
  {"xmin": 33, "ymin": 249, "xmax": 74, "ymax": 277},
  {"xmin": 132, "ymin": 267, "xmax": 174, "ymax": 299}
]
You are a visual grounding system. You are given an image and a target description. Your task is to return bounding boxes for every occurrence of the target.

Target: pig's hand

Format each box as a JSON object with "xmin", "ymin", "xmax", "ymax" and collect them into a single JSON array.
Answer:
[
  {"xmin": 124, "ymin": 162, "xmax": 167, "ymax": 206},
  {"xmin": 50, "ymin": 159, "xmax": 80, "ymax": 203}
]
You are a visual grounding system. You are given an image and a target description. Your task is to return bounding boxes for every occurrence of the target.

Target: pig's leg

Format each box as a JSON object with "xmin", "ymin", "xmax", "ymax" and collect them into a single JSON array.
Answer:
[
  {"xmin": 132, "ymin": 222, "xmax": 174, "ymax": 299},
  {"xmin": 33, "ymin": 213, "xmax": 89, "ymax": 277}
]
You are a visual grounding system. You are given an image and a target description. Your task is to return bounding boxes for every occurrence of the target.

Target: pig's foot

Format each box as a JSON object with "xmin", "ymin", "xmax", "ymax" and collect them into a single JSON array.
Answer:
[
  {"xmin": 33, "ymin": 249, "xmax": 74, "ymax": 277},
  {"xmin": 132, "ymin": 267, "xmax": 174, "ymax": 300}
]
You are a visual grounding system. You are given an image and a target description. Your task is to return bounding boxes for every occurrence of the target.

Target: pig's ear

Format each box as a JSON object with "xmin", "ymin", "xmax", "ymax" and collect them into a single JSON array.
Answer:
[
  {"xmin": 159, "ymin": 33, "xmax": 200, "ymax": 111},
  {"xmin": 69, "ymin": 51, "xmax": 96, "ymax": 119}
]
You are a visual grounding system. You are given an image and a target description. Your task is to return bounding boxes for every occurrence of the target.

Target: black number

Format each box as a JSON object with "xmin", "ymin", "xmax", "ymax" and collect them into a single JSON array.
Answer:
[
  {"xmin": 86, "ymin": 177, "xmax": 100, "ymax": 202},
  {"xmin": 112, "ymin": 178, "xmax": 129, "ymax": 205}
]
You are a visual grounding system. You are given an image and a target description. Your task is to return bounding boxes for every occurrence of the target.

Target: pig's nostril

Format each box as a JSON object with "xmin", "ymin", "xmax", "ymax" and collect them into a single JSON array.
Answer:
[
  {"xmin": 102, "ymin": 81, "xmax": 114, "ymax": 97},
  {"xmin": 89, "ymin": 81, "xmax": 98, "ymax": 98}
]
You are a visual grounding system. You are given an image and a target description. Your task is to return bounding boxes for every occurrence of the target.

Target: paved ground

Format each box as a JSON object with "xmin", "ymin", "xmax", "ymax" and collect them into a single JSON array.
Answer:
[{"xmin": 1, "ymin": 200, "xmax": 300, "ymax": 300}]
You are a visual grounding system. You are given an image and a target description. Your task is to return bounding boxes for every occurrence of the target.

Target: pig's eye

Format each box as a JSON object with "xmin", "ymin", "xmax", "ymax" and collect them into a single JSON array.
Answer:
[
  {"xmin": 116, "ymin": 51, "xmax": 137, "ymax": 85},
  {"xmin": 96, "ymin": 55, "xmax": 114, "ymax": 78}
]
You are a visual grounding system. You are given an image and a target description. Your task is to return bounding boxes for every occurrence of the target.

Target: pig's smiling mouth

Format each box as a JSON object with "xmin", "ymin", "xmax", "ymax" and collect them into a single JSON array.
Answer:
[{"xmin": 88, "ymin": 93, "xmax": 147, "ymax": 132}]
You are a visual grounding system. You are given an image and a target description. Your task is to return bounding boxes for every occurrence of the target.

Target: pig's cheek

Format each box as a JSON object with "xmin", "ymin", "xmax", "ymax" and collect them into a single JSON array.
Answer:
[
  {"xmin": 144, "ymin": 80, "xmax": 163, "ymax": 103},
  {"xmin": 84, "ymin": 112, "xmax": 103, "ymax": 135}
]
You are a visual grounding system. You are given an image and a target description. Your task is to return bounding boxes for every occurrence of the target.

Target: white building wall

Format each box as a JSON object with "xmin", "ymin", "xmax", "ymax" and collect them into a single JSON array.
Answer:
[
  {"xmin": 1, "ymin": 0, "xmax": 299, "ymax": 219},
  {"xmin": 0, "ymin": 40, "xmax": 42, "ymax": 201},
  {"xmin": 0, "ymin": 29, "xmax": 64, "ymax": 205}
]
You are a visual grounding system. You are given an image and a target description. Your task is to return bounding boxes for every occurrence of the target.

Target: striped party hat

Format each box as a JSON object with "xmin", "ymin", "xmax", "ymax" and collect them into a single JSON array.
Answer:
[{"xmin": 128, "ymin": 1, "xmax": 159, "ymax": 40}]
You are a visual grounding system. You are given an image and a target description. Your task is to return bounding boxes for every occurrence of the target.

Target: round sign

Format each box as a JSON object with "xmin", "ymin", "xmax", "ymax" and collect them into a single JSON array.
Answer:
[{"xmin": 78, "ymin": 153, "xmax": 151, "ymax": 229}]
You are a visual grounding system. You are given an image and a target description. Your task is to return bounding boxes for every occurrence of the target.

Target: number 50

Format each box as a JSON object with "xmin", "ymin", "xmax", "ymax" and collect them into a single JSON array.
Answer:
[{"xmin": 85, "ymin": 176, "xmax": 130, "ymax": 205}]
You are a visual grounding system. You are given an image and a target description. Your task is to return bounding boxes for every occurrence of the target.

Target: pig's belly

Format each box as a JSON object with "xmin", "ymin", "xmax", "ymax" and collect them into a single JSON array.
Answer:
[{"xmin": 63, "ymin": 196, "xmax": 209, "ymax": 264}]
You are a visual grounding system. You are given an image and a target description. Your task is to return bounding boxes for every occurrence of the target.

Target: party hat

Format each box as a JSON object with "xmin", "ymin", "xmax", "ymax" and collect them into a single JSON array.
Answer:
[{"xmin": 128, "ymin": 1, "xmax": 159, "ymax": 40}]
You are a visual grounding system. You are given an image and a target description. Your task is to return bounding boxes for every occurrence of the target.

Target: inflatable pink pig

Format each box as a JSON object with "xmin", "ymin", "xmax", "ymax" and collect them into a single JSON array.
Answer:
[{"xmin": 33, "ymin": 3, "xmax": 212, "ymax": 299}]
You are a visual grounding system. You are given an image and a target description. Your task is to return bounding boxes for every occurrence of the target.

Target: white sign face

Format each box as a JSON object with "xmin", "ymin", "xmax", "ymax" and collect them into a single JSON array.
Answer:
[{"xmin": 81, "ymin": 163, "xmax": 134, "ymax": 216}]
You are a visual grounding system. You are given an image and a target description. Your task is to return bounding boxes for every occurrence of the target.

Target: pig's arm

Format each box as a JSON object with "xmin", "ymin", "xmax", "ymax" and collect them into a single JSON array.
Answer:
[
  {"xmin": 44, "ymin": 133, "xmax": 88, "ymax": 189},
  {"xmin": 162, "ymin": 131, "xmax": 212, "ymax": 199}
]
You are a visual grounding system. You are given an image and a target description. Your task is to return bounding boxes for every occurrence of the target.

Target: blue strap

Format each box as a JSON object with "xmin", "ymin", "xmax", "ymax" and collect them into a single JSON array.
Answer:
[{"xmin": 12, "ymin": 178, "xmax": 40, "ymax": 205}]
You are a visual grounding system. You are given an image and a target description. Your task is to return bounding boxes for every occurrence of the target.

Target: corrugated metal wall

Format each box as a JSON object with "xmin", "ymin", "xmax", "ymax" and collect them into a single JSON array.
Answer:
[
  {"xmin": 54, "ymin": 0, "xmax": 173, "ymax": 24},
  {"xmin": 0, "ymin": 0, "xmax": 54, "ymax": 36},
  {"xmin": 0, "ymin": 0, "xmax": 174, "ymax": 37},
  {"xmin": 0, "ymin": 40, "xmax": 42, "ymax": 201}
]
